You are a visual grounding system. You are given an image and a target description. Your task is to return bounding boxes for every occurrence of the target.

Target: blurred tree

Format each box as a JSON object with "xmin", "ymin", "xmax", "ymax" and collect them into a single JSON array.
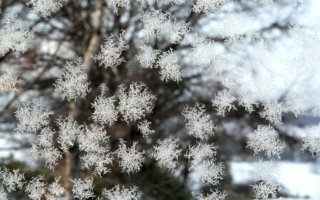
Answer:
[{"xmin": 0, "ymin": 0, "xmax": 316, "ymax": 199}]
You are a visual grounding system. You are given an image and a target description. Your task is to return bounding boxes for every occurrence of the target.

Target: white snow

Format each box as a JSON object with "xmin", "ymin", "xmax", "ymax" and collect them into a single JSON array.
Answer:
[{"xmin": 230, "ymin": 161, "xmax": 320, "ymax": 198}]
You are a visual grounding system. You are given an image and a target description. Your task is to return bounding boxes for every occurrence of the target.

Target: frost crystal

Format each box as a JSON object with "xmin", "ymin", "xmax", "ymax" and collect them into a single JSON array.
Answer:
[
  {"xmin": 247, "ymin": 125, "xmax": 285, "ymax": 159},
  {"xmin": 285, "ymin": 89, "xmax": 309, "ymax": 118},
  {"xmin": 25, "ymin": 176, "xmax": 46, "ymax": 200},
  {"xmin": 0, "ymin": 15, "xmax": 34, "ymax": 56},
  {"xmin": 141, "ymin": 11, "xmax": 169, "ymax": 41},
  {"xmin": 150, "ymin": 137, "xmax": 182, "ymax": 172},
  {"xmin": 78, "ymin": 124, "xmax": 113, "ymax": 176},
  {"xmin": 0, "ymin": 188, "xmax": 8, "ymax": 200},
  {"xmin": 141, "ymin": 11, "xmax": 189, "ymax": 43},
  {"xmin": 185, "ymin": 142, "xmax": 217, "ymax": 162},
  {"xmin": 92, "ymin": 31, "xmax": 128, "ymax": 68},
  {"xmin": 37, "ymin": 127, "xmax": 55, "ymax": 147},
  {"xmin": 190, "ymin": 159, "xmax": 225, "ymax": 186},
  {"xmin": 195, "ymin": 189, "xmax": 227, "ymax": 200},
  {"xmin": 29, "ymin": 143, "xmax": 62, "ymax": 170},
  {"xmin": 27, "ymin": 0, "xmax": 63, "ymax": 18},
  {"xmin": 71, "ymin": 178, "xmax": 95, "ymax": 200},
  {"xmin": 15, "ymin": 98, "xmax": 53, "ymax": 133},
  {"xmin": 114, "ymin": 139, "xmax": 145, "ymax": 174},
  {"xmin": 182, "ymin": 103, "xmax": 215, "ymax": 140},
  {"xmin": 192, "ymin": 0, "xmax": 230, "ymax": 14},
  {"xmin": 54, "ymin": 57, "xmax": 91, "ymax": 101},
  {"xmin": 105, "ymin": 0, "xmax": 130, "ymax": 14},
  {"xmin": 0, "ymin": 168, "xmax": 24, "ymax": 192},
  {"xmin": 157, "ymin": 49, "xmax": 183, "ymax": 82},
  {"xmin": 138, "ymin": 120, "xmax": 155, "ymax": 138},
  {"xmin": 137, "ymin": 45, "xmax": 160, "ymax": 69},
  {"xmin": 252, "ymin": 159, "xmax": 282, "ymax": 200},
  {"xmin": 91, "ymin": 84, "xmax": 118, "ymax": 126},
  {"xmin": 102, "ymin": 185, "xmax": 142, "ymax": 200},
  {"xmin": 212, "ymin": 89, "xmax": 236, "ymax": 117},
  {"xmin": 163, "ymin": 20, "xmax": 190, "ymax": 44},
  {"xmin": 259, "ymin": 100, "xmax": 283, "ymax": 126},
  {"xmin": 30, "ymin": 127, "xmax": 62, "ymax": 170},
  {"xmin": 118, "ymin": 82, "xmax": 156, "ymax": 123},
  {"xmin": 238, "ymin": 92, "xmax": 259, "ymax": 113},
  {"xmin": 42, "ymin": 148, "xmax": 62, "ymax": 171},
  {"xmin": 56, "ymin": 117, "xmax": 82, "ymax": 153},
  {"xmin": 45, "ymin": 177, "xmax": 65, "ymax": 200},
  {"xmin": 302, "ymin": 123, "xmax": 320, "ymax": 157},
  {"xmin": 0, "ymin": 68, "xmax": 19, "ymax": 91}
]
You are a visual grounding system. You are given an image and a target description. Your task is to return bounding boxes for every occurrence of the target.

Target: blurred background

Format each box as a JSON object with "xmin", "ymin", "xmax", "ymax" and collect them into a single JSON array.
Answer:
[{"xmin": 0, "ymin": 0, "xmax": 320, "ymax": 199}]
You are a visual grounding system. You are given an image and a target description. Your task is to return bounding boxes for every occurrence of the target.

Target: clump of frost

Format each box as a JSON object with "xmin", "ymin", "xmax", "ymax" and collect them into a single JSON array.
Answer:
[
  {"xmin": 102, "ymin": 185, "xmax": 142, "ymax": 200},
  {"xmin": 138, "ymin": 120, "xmax": 155, "ymax": 138},
  {"xmin": 71, "ymin": 178, "xmax": 95, "ymax": 200},
  {"xmin": 54, "ymin": 57, "xmax": 91, "ymax": 101},
  {"xmin": 15, "ymin": 98, "xmax": 53, "ymax": 133},
  {"xmin": 182, "ymin": 103, "xmax": 215, "ymax": 140},
  {"xmin": 212, "ymin": 89, "xmax": 236, "ymax": 117},
  {"xmin": 113, "ymin": 139, "xmax": 145, "ymax": 174},
  {"xmin": 92, "ymin": 31, "xmax": 128, "ymax": 68},
  {"xmin": 118, "ymin": 82, "xmax": 156, "ymax": 123},
  {"xmin": 150, "ymin": 137, "xmax": 181, "ymax": 172},
  {"xmin": 247, "ymin": 125, "xmax": 285, "ymax": 159},
  {"xmin": 91, "ymin": 84, "xmax": 118, "ymax": 126}
]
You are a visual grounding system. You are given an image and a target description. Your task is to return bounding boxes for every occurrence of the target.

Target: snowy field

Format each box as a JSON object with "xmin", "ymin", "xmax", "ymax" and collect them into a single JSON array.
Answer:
[{"xmin": 230, "ymin": 161, "xmax": 320, "ymax": 198}]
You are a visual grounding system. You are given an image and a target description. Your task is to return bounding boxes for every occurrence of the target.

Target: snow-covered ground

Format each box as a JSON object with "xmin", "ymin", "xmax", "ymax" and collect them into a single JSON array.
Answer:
[{"xmin": 230, "ymin": 161, "xmax": 320, "ymax": 198}]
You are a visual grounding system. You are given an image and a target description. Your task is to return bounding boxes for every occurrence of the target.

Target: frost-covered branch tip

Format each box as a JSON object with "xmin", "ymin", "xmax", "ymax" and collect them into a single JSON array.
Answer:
[
  {"xmin": 259, "ymin": 100, "xmax": 283, "ymax": 126},
  {"xmin": 157, "ymin": 49, "xmax": 183, "ymax": 82},
  {"xmin": 302, "ymin": 123, "xmax": 320, "ymax": 157},
  {"xmin": 141, "ymin": 11, "xmax": 189, "ymax": 43},
  {"xmin": 27, "ymin": 0, "xmax": 64, "ymax": 18},
  {"xmin": 91, "ymin": 84, "xmax": 118, "ymax": 126},
  {"xmin": 0, "ymin": 68, "xmax": 20, "ymax": 91},
  {"xmin": 192, "ymin": 0, "xmax": 231, "ymax": 14},
  {"xmin": 46, "ymin": 177, "xmax": 65, "ymax": 200},
  {"xmin": 194, "ymin": 189, "xmax": 227, "ymax": 200},
  {"xmin": 71, "ymin": 178, "xmax": 95, "ymax": 200},
  {"xmin": 92, "ymin": 31, "xmax": 128, "ymax": 68},
  {"xmin": 190, "ymin": 159, "xmax": 225, "ymax": 186},
  {"xmin": 78, "ymin": 124, "xmax": 113, "ymax": 176},
  {"xmin": 185, "ymin": 142, "xmax": 217, "ymax": 162},
  {"xmin": 118, "ymin": 82, "xmax": 156, "ymax": 123},
  {"xmin": 212, "ymin": 89, "xmax": 236, "ymax": 117},
  {"xmin": 30, "ymin": 127, "xmax": 62, "ymax": 170},
  {"xmin": 15, "ymin": 98, "xmax": 53, "ymax": 133},
  {"xmin": 56, "ymin": 117, "xmax": 82, "ymax": 153},
  {"xmin": 0, "ymin": 15, "xmax": 34, "ymax": 57},
  {"xmin": 54, "ymin": 57, "xmax": 91, "ymax": 101},
  {"xmin": 182, "ymin": 103, "xmax": 215, "ymax": 140},
  {"xmin": 25, "ymin": 175, "xmax": 46, "ymax": 200},
  {"xmin": 138, "ymin": 120, "xmax": 155, "ymax": 138},
  {"xmin": 102, "ymin": 185, "xmax": 142, "ymax": 200},
  {"xmin": 252, "ymin": 159, "xmax": 282, "ymax": 200},
  {"xmin": 150, "ymin": 137, "xmax": 181, "ymax": 172},
  {"xmin": 247, "ymin": 125, "xmax": 285, "ymax": 159},
  {"xmin": 0, "ymin": 167, "xmax": 25, "ymax": 192},
  {"xmin": 113, "ymin": 139, "xmax": 145, "ymax": 174},
  {"xmin": 136, "ymin": 45, "xmax": 160, "ymax": 69}
]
